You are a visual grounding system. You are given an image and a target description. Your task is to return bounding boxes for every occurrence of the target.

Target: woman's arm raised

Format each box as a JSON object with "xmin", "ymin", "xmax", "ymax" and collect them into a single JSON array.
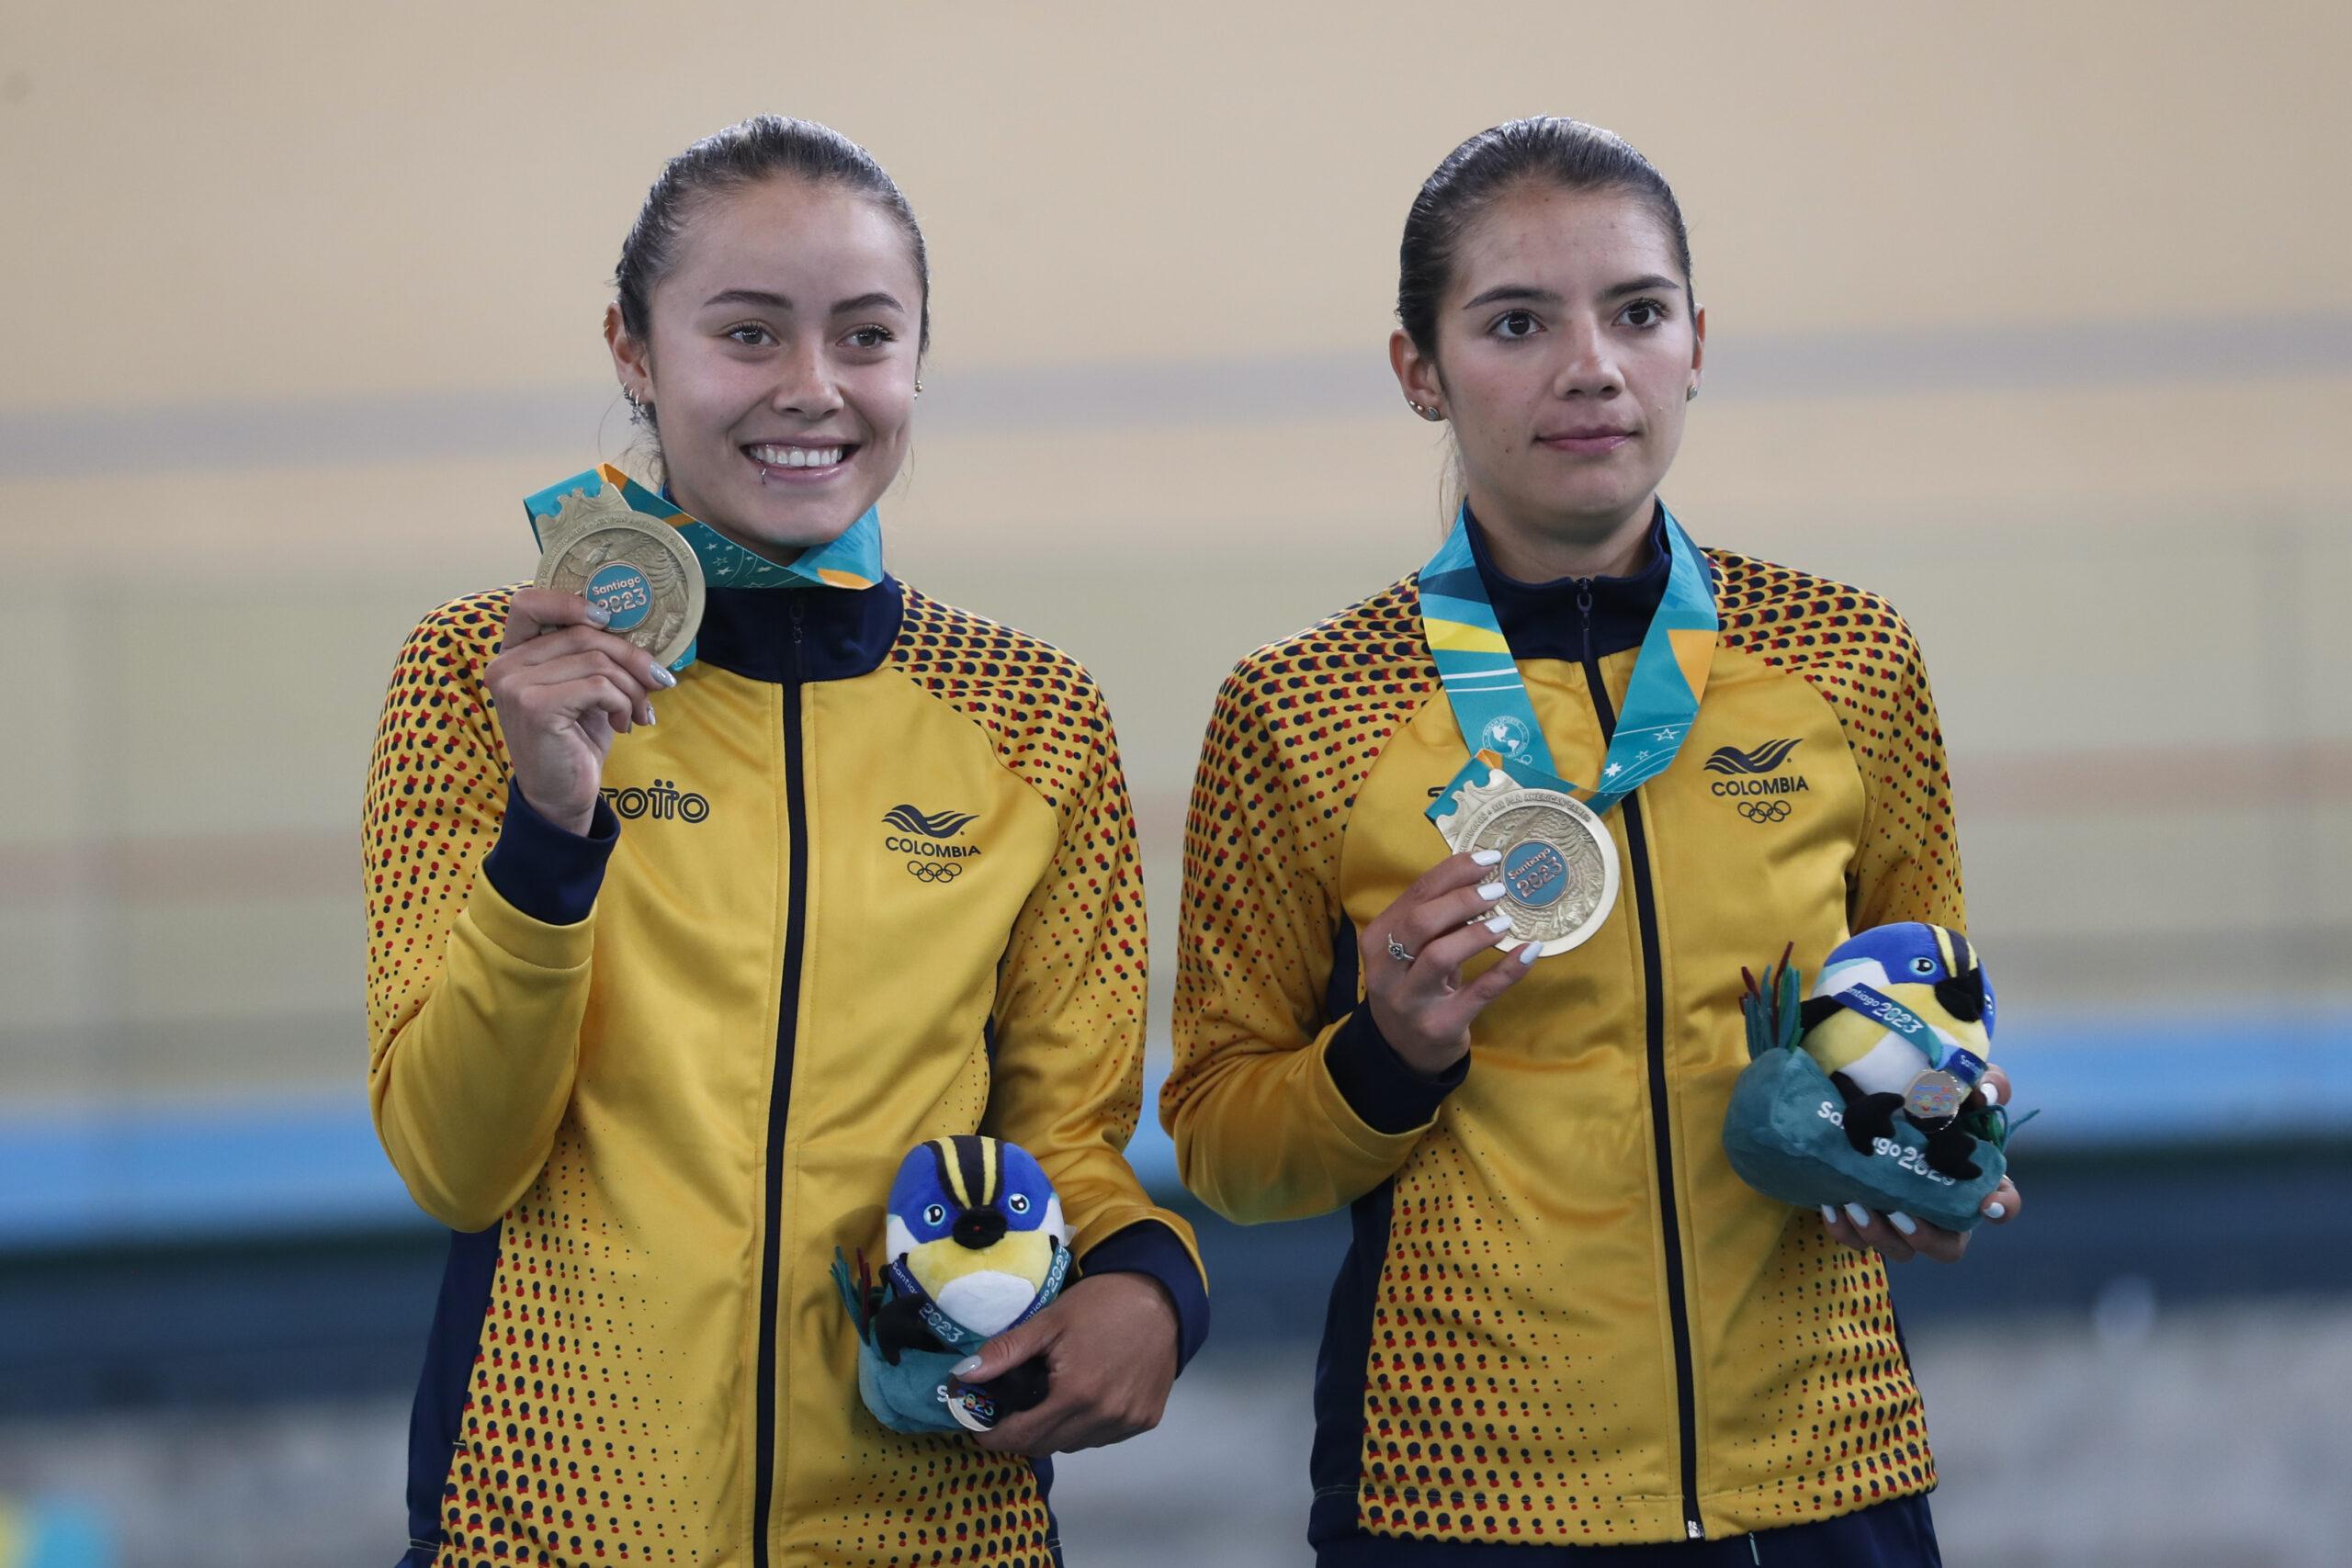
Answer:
[{"xmin": 362, "ymin": 589, "xmax": 659, "ymax": 1231}]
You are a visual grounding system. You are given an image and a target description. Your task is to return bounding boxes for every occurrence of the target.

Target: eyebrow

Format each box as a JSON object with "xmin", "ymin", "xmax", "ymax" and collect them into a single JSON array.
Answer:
[
  {"xmin": 1459, "ymin": 275, "xmax": 1685, "ymax": 311},
  {"xmin": 701, "ymin": 288, "xmax": 909, "ymax": 315}
]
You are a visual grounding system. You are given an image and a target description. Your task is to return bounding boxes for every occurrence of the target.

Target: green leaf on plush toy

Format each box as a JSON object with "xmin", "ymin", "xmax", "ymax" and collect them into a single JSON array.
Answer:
[{"xmin": 831, "ymin": 1247, "xmax": 871, "ymax": 1340}]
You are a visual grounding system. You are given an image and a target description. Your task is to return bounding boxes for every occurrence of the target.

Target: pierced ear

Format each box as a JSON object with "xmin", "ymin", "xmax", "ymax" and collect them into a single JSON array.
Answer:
[
  {"xmin": 1388, "ymin": 327, "xmax": 1445, "ymax": 415},
  {"xmin": 605, "ymin": 299, "xmax": 655, "ymax": 397}
]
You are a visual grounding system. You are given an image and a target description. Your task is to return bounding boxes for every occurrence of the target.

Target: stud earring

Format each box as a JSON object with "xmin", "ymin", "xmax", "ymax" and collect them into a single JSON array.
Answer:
[
  {"xmin": 1407, "ymin": 400, "xmax": 1444, "ymax": 423},
  {"xmin": 1686, "ymin": 384, "xmax": 1700, "ymax": 401}
]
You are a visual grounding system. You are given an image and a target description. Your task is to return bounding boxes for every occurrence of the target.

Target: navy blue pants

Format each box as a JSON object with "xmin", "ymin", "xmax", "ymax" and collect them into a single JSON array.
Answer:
[{"xmin": 1316, "ymin": 1494, "xmax": 1940, "ymax": 1567}]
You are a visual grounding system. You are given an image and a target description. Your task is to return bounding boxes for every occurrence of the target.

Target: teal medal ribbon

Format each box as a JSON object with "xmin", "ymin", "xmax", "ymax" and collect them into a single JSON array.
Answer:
[
  {"xmin": 525, "ymin": 463, "xmax": 885, "ymax": 670},
  {"xmin": 1419, "ymin": 502, "xmax": 1719, "ymax": 827}
]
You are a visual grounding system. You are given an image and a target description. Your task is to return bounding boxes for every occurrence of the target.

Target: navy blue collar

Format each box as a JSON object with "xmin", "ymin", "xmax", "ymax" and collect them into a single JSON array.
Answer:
[
  {"xmin": 1461, "ymin": 503, "xmax": 1673, "ymax": 663},
  {"xmin": 694, "ymin": 578, "xmax": 904, "ymax": 683}
]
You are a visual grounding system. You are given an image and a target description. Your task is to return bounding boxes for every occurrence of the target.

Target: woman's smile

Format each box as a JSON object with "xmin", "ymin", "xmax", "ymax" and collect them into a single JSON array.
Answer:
[{"xmin": 743, "ymin": 438, "xmax": 860, "ymax": 484}]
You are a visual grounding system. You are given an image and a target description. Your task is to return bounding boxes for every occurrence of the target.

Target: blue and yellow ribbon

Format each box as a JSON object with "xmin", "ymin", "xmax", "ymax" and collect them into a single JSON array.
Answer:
[
  {"xmin": 525, "ymin": 462, "xmax": 885, "ymax": 673},
  {"xmin": 1420, "ymin": 502, "xmax": 1717, "ymax": 824},
  {"xmin": 526, "ymin": 462, "xmax": 884, "ymax": 591}
]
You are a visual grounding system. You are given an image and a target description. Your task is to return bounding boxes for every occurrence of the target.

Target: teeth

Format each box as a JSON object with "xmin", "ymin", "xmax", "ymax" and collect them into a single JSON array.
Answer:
[{"xmin": 750, "ymin": 445, "xmax": 844, "ymax": 468}]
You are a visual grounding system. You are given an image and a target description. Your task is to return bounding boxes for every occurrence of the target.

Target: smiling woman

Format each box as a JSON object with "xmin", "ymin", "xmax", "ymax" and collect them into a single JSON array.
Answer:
[
  {"xmin": 604, "ymin": 124, "xmax": 930, "ymax": 553},
  {"xmin": 361, "ymin": 117, "xmax": 1207, "ymax": 1568}
]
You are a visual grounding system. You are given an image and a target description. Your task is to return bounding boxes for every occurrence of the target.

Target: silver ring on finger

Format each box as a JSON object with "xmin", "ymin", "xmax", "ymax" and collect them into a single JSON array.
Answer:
[{"xmin": 1385, "ymin": 934, "xmax": 1414, "ymax": 964}]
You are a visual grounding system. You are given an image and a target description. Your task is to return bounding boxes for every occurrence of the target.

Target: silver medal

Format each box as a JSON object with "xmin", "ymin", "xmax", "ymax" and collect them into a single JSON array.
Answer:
[{"xmin": 1432, "ymin": 765, "xmax": 1620, "ymax": 957}]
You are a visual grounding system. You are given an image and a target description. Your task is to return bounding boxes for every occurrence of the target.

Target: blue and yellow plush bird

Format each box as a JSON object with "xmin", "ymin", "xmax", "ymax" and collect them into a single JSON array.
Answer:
[
  {"xmin": 1796, "ymin": 922, "xmax": 1997, "ymax": 1179},
  {"xmin": 833, "ymin": 1135, "xmax": 1070, "ymax": 1433},
  {"xmin": 881, "ymin": 1135, "xmax": 1066, "ymax": 1348}
]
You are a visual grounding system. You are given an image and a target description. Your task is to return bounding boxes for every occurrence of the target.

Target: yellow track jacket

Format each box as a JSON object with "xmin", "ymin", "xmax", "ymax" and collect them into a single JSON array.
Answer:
[
  {"xmin": 1164, "ymin": 512, "xmax": 1962, "ymax": 1551},
  {"xmin": 365, "ymin": 575, "xmax": 1207, "ymax": 1568}
]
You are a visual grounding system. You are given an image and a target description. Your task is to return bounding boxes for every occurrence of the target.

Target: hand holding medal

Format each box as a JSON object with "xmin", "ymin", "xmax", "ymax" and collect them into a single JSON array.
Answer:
[
  {"xmin": 1360, "ymin": 850, "xmax": 1540, "ymax": 1077},
  {"xmin": 484, "ymin": 472, "xmax": 707, "ymax": 835},
  {"xmin": 485, "ymin": 586, "xmax": 679, "ymax": 835}
]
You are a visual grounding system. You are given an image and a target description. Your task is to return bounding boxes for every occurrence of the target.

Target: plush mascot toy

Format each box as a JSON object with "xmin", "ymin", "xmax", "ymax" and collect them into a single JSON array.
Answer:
[
  {"xmin": 832, "ymin": 1135, "xmax": 1071, "ymax": 1435},
  {"xmin": 1723, "ymin": 924, "xmax": 2031, "ymax": 1232}
]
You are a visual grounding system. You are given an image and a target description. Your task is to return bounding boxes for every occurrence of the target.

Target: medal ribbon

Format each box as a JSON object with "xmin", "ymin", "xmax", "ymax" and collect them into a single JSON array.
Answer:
[
  {"xmin": 1829, "ymin": 980, "xmax": 1988, "ymax": 1085},
  {"xmin": 526, "ymin": 463, "xmax": 884, "ymax": 592},
  {"xmin": 1419, "ymin": 502, "xmax": 1718, "ymax": 823}
]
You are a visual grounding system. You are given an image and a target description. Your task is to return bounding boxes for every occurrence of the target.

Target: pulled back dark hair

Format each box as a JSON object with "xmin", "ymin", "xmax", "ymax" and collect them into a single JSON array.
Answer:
[
  {"xmin": 616, "ymin": 115, "xmax": 930, "ymax": 355},
  {"xmin": 1398, "ymin": 118, "xmax": 1690, "ymax": 359}
]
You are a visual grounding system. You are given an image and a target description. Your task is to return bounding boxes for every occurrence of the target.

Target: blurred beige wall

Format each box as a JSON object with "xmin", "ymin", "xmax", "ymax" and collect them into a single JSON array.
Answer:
[{"xmin": 4, "ymin": 0, "xmax": 2347, "ymax": 1107}]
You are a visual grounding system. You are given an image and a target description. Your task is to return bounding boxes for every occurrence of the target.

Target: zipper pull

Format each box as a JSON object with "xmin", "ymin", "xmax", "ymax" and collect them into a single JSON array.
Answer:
[{"xmin": 1577, "ymin": 579, "xmax": 1596, "ymax": 664}]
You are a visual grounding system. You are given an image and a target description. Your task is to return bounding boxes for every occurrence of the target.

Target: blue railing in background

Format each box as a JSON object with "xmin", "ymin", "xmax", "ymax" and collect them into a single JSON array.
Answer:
[{"xmin": 4, "ymin": 1010, "xmax": 2346, "ymax": 1250}]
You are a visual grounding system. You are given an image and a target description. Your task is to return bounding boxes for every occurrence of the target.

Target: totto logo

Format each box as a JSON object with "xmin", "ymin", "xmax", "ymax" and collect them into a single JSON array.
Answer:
[{"xmin": 601, "ymin": 777, "xmax": 709, "ymax": 823}]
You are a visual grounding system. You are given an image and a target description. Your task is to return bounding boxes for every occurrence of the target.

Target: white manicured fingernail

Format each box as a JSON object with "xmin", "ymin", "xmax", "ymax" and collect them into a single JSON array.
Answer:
[
  {"xmin": 650, "ymin": 663, "xmax": 678, "ymax": 689},
  {"xmin": 1516, "ymin": 942, "xmax": 1540, "ymax": 965},
  {"xmin": 1484, "ymin": 912, "xmax": 1512, "ymax": 933},
  {"xmin": 1821, "ymin": 1204, "xmax": 1839, "ymax": 1226},
  {"xmin": 1844, "ymin": 1202, "xmax": 1872, "ymax": 1228},
  {"xmin": 1887, "ymin": 1212, "xmax": 1917, "ymax": 1236},
  {"xmin": 1984, "ymin": 1201, "xmax": 2006, "ymax": 1221},
  {"xmin": 1476, "ymin": 882, "xmax": 1506, "ymax": 901},
  {"xmin": 951, "ymin": 1356, "xmax": 983, "ymax": 1379},
  {"xmin": 1979, "ymin": 1079, "xmax": 2003, "ymax": 1107},
  {"xmin": 644, "ymin": 705, "xmax": 656, "ymax": 725},
  {"xmin": 1472, "ymin": 849, "xmax": 1503, "ymax": 865},
  {"xmin": 583, "ymin": 602, "xmax": 612, "ymax": 626}
]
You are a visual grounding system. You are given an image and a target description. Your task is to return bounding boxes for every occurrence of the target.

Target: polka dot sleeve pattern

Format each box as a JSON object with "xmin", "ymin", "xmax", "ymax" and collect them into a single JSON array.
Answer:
[
  {"xmin": 891, "ymin": 589, "xmax": 1200, "ymax": 1272},
  {"xmin": 1711, "ymin": 551, "xmax": 1967, "ymax": 932},
  {"xmin": 362, "ymin": 589, "xmax": 594, "ymax": 1232},
  {"xmin": 1161, "ymin": 581, "xmax": 1445, "ymax": 1224}
]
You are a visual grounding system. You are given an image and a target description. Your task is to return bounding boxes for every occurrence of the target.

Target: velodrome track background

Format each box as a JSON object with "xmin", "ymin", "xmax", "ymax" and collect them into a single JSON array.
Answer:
[{"xmin": 6, "ymin": 2, "xmax": 2349, "ymax": 1562}]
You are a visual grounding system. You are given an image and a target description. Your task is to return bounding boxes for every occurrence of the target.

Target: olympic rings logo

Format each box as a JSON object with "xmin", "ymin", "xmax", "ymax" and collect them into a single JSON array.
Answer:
[
  {"xmin": 908, "ymin": 861, "xmax": 963, "ymax": 883},
  {"xmin": 1737, "ymin": 800, "xmax": 1792, "ymax": 823}
]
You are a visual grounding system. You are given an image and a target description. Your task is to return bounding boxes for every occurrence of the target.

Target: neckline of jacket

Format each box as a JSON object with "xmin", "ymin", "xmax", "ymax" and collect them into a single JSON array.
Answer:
[
  {"xmin": 1459, "ymin": 502, "xmax": 1675, "ymax": 663},
  {"xmin": 693, "ymin": 577, "xmax": 906, "ymax": 683}
]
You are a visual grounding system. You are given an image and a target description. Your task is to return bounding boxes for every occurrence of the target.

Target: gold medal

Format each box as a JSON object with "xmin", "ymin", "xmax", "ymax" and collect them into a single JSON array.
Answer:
[
  {"xmin": 532, "ymin": 479, "xmax": 706, "ymax": 670},
  {"xmin": 1433, "ymin": 765, "xmax": 1620, "ymax": 957}
]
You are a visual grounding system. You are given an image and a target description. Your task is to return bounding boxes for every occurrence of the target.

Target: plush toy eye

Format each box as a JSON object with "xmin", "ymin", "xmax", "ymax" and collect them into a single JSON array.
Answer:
[
  {"xmin": 923, "ymin": 1203, "xmax": 946, "ymax": 1226},
  {"xmin": 1909, "ymin": 957, "xmax": 1938, "ymax": 976},
  {"xmin": 1007, "ymin": 1194, "xmax": 1031, "ymax": 1214}
]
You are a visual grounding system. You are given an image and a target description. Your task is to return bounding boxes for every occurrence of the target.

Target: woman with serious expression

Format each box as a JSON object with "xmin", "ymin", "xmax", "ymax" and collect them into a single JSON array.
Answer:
[
  {"xmin": 1390, "ymin": 183, "xmax": 1705, "ymax": 584},
  {"xmin": 605, "ymin": 175, "xmax": 922, "ymax": 561}
]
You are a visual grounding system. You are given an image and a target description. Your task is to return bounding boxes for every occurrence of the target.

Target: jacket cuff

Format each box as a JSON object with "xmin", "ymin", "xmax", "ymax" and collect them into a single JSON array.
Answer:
[
  {"xmin": 481, "ymin": 779, "xmax": 619, "ymax": 927},
  {"xmin": 1322, "ymin": 1008, "xmax": 1464, "ymax": 1134},
  {"xmin": 1080, "ymin": 1219, "xmax": 1211, "ymax": 1374}
]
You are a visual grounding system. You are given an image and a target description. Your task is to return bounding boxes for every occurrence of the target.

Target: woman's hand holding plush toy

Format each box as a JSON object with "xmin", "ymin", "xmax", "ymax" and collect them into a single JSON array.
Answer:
[
  {"xmin": 1820, "ymin": 1066, "xmax": 2023, "ymax": 1264},
  {"xmin": 1362, "ymin": 851, "xmax": 1538, "ymax": 1078},
  {"xmin": 956, "ymin": 1272, "xmax": 1180, "ymax": 1457}
]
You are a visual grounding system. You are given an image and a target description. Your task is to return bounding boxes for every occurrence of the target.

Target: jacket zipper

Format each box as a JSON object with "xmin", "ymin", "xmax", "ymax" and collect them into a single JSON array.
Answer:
[
  {"xmin": 752, "ymin": 599, "xmax": 810, "ymax": 1568},
  {"xmin": 1579, "ymin": 582, "xmax": 1705, "ymax": 1542}
]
